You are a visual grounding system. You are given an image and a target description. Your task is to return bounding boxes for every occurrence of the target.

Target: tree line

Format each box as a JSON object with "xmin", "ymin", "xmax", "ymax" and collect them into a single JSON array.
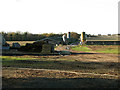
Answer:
[{"xmin": 0, "ymin": 31, "xmax": 80, "ymax": 41}]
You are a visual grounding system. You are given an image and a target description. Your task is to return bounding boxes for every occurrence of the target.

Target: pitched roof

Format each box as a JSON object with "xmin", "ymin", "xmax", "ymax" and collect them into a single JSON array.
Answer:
[
  {"xmin": 86, "ymin": 35, "xmax": 119, "ymax": 41},
  {"xmin": 37, "ymin": 37, "xmax": 62, "ymax": 43}
]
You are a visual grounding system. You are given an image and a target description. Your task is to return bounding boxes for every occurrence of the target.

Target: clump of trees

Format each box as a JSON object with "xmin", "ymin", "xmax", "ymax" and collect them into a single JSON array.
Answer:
[
  {"xmin": 0, "ymin": 31, "xmax": 71, "ymax": 41},
  {"xmin": 1, "ymin": 31, "xmax": 44, "ymax": 41},
  {"xmin": 0, "ymin": 31, "xmax": 80, "ymax": 41},
  {"xmin": 70, "ymin": 32, "xmax": 80, "ymax": 39}
]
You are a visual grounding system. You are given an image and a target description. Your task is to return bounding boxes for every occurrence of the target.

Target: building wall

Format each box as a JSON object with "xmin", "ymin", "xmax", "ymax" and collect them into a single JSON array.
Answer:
[
  {"xmin": 62, "ymin": 34, "xmax": 66, "ymax": 42},
  {"xmin": 86, "ymin": 41, "xmax": 120, "ymax": 45},
  {"xmin": 67, "ymin": 32, "xmax": 71, "ymax": 38},
  {"xmin": 81, "ymin": 32, "xmax": 86, "ymax": 42}
]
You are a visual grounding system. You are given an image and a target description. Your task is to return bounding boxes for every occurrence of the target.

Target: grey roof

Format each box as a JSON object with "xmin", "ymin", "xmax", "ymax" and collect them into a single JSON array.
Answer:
[
  {"xmin": 86, "ymin": 35, "xmax": 119, "ymax": 41},
  {"xmin": 37, "ymin": 37, "xmax": 62, "ymax": 43}
]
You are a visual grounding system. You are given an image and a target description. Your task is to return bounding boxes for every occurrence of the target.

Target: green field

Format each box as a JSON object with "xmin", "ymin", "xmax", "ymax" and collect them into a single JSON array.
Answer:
[
  {"xmin": 71, "ymin": 45, "xmax": 119, "ymax": 54},
  {"xmin": 71, "ymin": 45, "xmax": 92, "ymax": 52}
]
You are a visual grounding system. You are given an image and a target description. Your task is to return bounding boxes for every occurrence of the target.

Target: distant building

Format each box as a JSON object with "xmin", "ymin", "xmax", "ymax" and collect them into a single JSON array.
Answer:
[
  {"xmin": 2, "ymin": 35, "xmax": 6, "ymax": 45},
  {"xmin": 86, "ymin": 34, "xmax": 120, "ymax": 45},
  {"xmin": 108, "ymin": 34, "xmax": 111, "ymax": 36},
  {"xmin": 81, "ymin": 32, "xmax": 86, "ymax": 42},
  {"xmin": 37, "ymin": 37, "xmax": 62, "ymax": 45},
  {"xmin": 67, "ymin": 32, "xmax": 71, "ymax": 39},
  {"xmin": 62, "ymin": 34, "xmax": 66, "ymax": 42},
  {"xmin": 98, "ymin": 34, "xmax": 101, "ymax": 36},
  {"xmin": 0, "ymin": 34, "xmax": 10, "ymax": 50},
  {"xmin": 12, "ymin": 43, "xmax": 21, "ymax": 49}
]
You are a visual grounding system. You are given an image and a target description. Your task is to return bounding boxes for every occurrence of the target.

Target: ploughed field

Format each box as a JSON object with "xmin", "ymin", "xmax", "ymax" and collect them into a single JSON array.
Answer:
[{"xmin": 2, "ymin": 42, "xmax": 120, "ymax": 88}]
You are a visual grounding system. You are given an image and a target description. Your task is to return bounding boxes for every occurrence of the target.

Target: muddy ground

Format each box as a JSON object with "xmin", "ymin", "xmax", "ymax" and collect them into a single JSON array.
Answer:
[
  {"xmin": 2, "ymin": 67, "xmax": 119, "ymax": 88},
  {"xmin": 2, "ymin": 45, "xmax": 120, "ymax": 88}
]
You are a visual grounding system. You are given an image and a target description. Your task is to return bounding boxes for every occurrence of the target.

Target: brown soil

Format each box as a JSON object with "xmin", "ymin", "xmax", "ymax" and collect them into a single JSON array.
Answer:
[{"xmin": 2, "ymin": 45, "xmax": 119, "ymax": 88}]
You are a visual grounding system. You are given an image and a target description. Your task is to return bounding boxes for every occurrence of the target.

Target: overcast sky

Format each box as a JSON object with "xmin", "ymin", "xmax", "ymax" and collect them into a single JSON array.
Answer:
[{"xmin": 0, "ymin": 0, "xmax": 119, "ymax": 35}]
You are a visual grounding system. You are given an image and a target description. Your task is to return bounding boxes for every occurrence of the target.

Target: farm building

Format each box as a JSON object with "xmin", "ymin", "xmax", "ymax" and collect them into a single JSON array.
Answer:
[
  {"xmin": 36, "ymin": 37, "xmax": 63, "ymax": 45},
  {"xmin": 85, "ymin": 34, "xmax": 120, "ymax": 45},
  {"xmin": 0, "ymin": 34, "xmax": 10, "ymax": 50},
  {"xmin": 37, "ymin": 36, "xmax": 78, "ymax": 45}
]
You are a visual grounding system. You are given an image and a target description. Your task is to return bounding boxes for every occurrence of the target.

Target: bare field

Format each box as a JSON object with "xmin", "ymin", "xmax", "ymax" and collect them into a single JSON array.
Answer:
[
  {"xmin": 2, "ymin": 67, "xmax": 119, "ymax": 88},
  {"xmin": 6, "ymin": 41, "xmax": 34, "ymax": 46},
  {"xmin": 2, "ymin": 44, "xmax": 120, "ymax": 88}
]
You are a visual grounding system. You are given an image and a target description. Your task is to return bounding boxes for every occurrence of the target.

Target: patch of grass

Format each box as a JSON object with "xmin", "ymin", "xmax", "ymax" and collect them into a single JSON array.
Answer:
[
  {"xmin": 95, "ymin": 48, "xmax": 119, "ymax": 54},
  {"xmin": 71, "ymin": 45, "xmax": 92, "ymax": 52},
  {"xmin": 86, "ymin": 45, "xmax": 119, "ymax": 54},
  {"xmin": 2, "ymin": 56, "xmax": 36, "ymax": 61},
  {"xmin": 2, "ymin": 56, "xmax": 73, "ymax": 69},
  {"xmin": 71, "ymin": 45, "xmax": 119, "ymax": 54}
]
